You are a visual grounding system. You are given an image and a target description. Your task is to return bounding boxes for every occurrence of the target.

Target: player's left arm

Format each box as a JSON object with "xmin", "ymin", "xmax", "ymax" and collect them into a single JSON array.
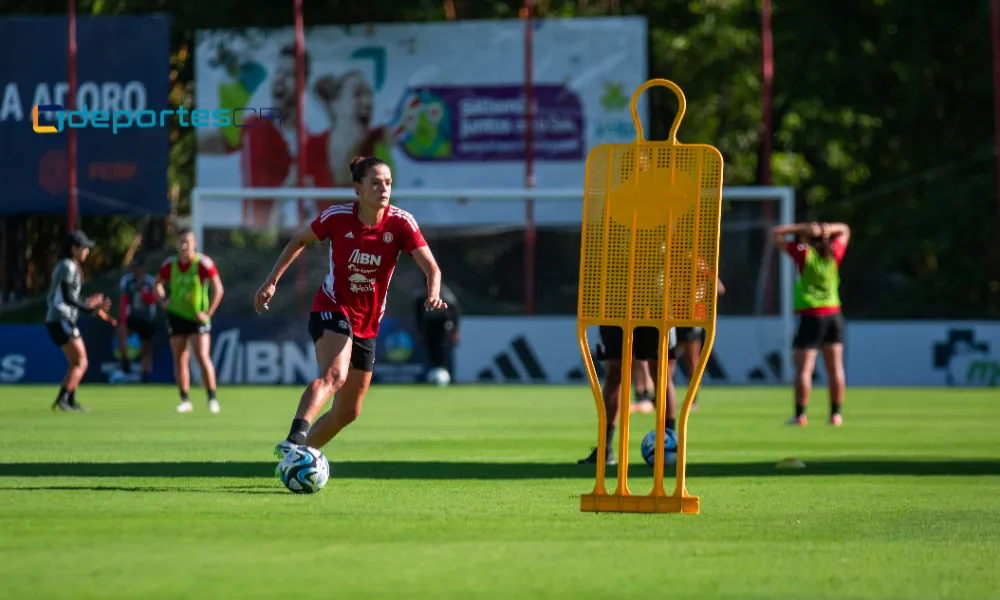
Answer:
[
  {"xmin": 205, "ymin": 274, "xmax": 224, "ymax": 320},
  {"xmin": 823, "ymin": 222, "xmax": 851, "ymax": 246},
  {"xmin": 401, "ymin": 214, "xmax": 446, "ymax": 311},
  {"xmin": 411, "ymin": 246, "xmax": 446, "ymax": 311},
  {"xmin": 201, "ymin": 258, "xmax": 224, "ymax": 321},
  {"xmin": 822, "ymin": 222, "xmax": 850, "ymax": 264}
]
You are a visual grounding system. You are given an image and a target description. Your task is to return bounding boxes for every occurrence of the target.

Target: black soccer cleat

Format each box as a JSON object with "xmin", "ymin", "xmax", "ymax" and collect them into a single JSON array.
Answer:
[
  {"xmin": 51, "ymin": 398, "xmax": 74, "ymax": 412},
  {"xmin": 577, "ymin": 447, "xmax": 617, "ymax": 466},
  {"xmin": 68, "ymin": 398, "xmax": 90, "ymax": 413}
]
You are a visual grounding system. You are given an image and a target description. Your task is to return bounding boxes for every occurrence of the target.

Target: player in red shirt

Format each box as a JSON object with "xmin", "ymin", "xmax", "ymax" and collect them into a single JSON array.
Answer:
[
  {"xmin": 771, "ymin": 221, "xmax": 850, "ymax": 427},
  {"xmin": 254, "ymin": 156, "xmax": 447, "ymax": 458},
  {"xmin": 155, "ymin": 229, "xmax": 225, "ymax": 414}
]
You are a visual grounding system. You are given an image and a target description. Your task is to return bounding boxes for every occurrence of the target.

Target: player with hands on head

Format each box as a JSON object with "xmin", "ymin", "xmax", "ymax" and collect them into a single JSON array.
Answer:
[
  {"xmin": 45, "ymin": 230, "xmax": 117, "ymax": 412},
  {"xmin": 256, "ymin": 156, "xmax": 447, "ymax": 461},
  {"xmin": 770, "ymin": 220, "xmax": 850, "ymax": 427}
]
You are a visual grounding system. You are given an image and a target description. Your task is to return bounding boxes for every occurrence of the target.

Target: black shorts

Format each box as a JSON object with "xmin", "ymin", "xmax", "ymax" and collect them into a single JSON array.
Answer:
[
  {"xmin": 793, "ymin": 313, "xmax": 845, "ymax": 349},
  {"xmin": 676, "ymin": 327, "xmax": 705, "ymax": 343},
  {"xmin": 307, "ymin": 311, "xmax": 376, "ymax": 372},
  {"xmin": 166, "ymin": 312, "xmax": 210, "ymax": 337},
  {"xmin": 45, "ymin": 319, "xmax": 80, "ymax": 347},
  {"xmin": 126, "ymin": 316, "xmax": 156, "ymax": 341},
  {"xmin": 597, "ymin": 326, "xmax": 676, "ymax": 361}
]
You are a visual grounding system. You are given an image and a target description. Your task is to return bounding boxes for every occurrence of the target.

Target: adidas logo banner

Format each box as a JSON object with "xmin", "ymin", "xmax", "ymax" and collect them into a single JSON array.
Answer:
[{"xmin": 455, "ymin": 317, "xmax": 791, "ymax": 385}]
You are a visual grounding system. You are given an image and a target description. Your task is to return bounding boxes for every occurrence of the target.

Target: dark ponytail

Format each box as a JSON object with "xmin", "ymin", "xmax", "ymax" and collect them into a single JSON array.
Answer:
[{"xmin": 349, "ymin": 156, "xmax": 388, "ymax": 183}]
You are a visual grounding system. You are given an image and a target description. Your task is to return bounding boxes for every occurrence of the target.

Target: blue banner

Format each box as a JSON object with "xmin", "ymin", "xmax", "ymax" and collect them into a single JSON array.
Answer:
[
  {"xmin": 0, "ymin": 325, "xmax": 69, "ymax": 383},
  {"xmin": 0, "ymin": 316, "xmax": 431, "ymax": 385},
  {"xmin": 0, "ymin": 17, "xmax": 170, "ymax": 216}
]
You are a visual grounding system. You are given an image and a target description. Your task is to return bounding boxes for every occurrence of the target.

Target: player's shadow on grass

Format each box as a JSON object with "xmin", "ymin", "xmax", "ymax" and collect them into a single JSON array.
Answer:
[
  {"xmin": 2, "ymin": 459, "xmax": 1000, "ymax": 480},
  {"xmin": 0, "ymin": 484, "xmax": 286, "ymax": 495}
]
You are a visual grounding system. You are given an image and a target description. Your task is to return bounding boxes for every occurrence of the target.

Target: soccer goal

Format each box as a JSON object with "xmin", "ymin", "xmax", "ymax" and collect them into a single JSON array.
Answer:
[{"xmin": 190, "ymin": 185, "xmax": 796, "ymax": 384}]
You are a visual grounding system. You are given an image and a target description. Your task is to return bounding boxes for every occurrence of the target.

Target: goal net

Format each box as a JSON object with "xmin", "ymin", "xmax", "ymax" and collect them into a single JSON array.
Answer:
[{"xmin": 191, "ymin": 186, "xmax": 796, "ymax": 384}]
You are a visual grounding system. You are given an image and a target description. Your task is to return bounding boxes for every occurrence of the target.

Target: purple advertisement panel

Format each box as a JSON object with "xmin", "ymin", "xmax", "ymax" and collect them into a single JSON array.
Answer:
[{"xmin": 392, "ymin": 85, "xmax": 585, "ymax": 162}]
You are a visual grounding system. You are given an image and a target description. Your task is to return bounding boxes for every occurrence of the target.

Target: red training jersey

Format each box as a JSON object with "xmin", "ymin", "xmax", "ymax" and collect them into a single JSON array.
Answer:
[
  {"xmin": 157, "ymin": 254, "xmax": 219, "ymax": 284},
  {"xmin": 784, "ymin": 238, "xmax": 847, "ymax": 316},
  {"xmin": 309, "ymin": 203, "xmax": 427, "ymax": 339}
]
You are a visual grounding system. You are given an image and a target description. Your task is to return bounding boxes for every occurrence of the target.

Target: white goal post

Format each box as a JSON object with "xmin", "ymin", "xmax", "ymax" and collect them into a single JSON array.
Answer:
[{"xmin": 191, "ymin": 185, "xmax": 796, "ymax": 384}]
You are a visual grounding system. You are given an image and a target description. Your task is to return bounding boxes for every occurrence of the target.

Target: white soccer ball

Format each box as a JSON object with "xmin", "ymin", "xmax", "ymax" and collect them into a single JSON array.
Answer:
[
  {"xmin": 427, "ymin": 367, "xmax": 451, "ymax": 386},
  {"xmin": 277, "ymin": 446, "xmax": 330, "ymax": 494}
]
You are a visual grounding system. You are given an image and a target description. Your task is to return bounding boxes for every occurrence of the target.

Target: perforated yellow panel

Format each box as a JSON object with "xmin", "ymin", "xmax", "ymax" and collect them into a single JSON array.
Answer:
[
  {"xmin": 578, "ymin": 79, "xmax": 724, "ymax": 515},
  {"xmin": 579, "ymin": 143, "xmax": 722, "ymax": 326}
]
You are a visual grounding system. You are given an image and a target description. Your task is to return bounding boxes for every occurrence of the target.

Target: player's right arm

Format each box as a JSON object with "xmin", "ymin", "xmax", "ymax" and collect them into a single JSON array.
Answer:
[
  {"xmin": 154, "ymin": 258, "xmax": 172, "ymax": 310},
  {"xmin": 822, "ymin": 222, "xmax": 851, "ymax": 246},
  {"xmin": 254, "ymin": 224, "xmax": 321, "ymax": 313},
  {"xmin": 770, "ymin": 222, "xmax": 821, "ymax": 249}
]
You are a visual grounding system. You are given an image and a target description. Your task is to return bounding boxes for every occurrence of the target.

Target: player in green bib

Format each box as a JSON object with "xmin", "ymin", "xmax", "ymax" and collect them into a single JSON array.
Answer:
[
  {"xmin": 771, "ymin": 221, "xmax": 851, "ymax": 427},
  {"xmin": 155, "ymin": 228, "xmax": 225, "ymax": 414}
]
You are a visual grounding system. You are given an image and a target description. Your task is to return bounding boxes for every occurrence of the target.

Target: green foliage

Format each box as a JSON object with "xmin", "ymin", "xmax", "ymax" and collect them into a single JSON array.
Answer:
[{"xmin": 3, "ymin": 0, "xmax": 997, "ymax": 317}]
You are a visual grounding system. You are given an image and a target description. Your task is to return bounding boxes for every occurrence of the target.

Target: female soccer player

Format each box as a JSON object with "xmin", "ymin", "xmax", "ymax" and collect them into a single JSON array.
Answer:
[
  {"xmin": 45, "ymin": 230, "xmax": 117, "ymax": 412},
  {"xmin": 118, "ymin": 255, "xmax": 158, "ymax": 383},
  {"xmin": 155, "ymin": 228, "xmax": 225, "ymax": 414},
  {"xmin": 579, "ymin": 327, "xmax": 678, "ymax": 465},
  {"xmin": 674, "ymin": 276, "xmax": 726, "ymax": 410},
  {"xmin": 771, "ymin": 221, "xmax": 850, "ymax": 427},
  {"xmin": 255, "ymin": 156, "xmax": 447, "ymax": 457}
]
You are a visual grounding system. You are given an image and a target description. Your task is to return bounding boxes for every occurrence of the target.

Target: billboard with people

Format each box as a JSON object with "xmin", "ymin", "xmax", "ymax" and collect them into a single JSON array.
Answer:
[{"xmin": 193, "ymin": 18, "xmax": 648, "ymax": 228}]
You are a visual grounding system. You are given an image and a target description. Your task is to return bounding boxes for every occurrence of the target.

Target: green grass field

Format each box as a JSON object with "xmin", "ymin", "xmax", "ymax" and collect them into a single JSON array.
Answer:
[{"xmin": 1, "ymin": 384, "xmax": 999, "ymax": 599}]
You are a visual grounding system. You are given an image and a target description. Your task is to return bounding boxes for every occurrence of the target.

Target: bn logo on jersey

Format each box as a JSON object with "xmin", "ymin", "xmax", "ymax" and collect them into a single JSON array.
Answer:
[{"xmin": 349, "ymin": 250, "xmax": 382, "ymax": 266}]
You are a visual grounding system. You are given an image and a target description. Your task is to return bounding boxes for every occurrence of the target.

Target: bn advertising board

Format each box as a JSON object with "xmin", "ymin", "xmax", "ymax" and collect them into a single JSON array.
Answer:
[{"xmin": 5, "ymin": 317, "xmax": 998, "ymax": 388}]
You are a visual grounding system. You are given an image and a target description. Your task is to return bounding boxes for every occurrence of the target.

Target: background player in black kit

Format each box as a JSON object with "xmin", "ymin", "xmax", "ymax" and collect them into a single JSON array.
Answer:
[
  {"xmin": 578, "ymin": 326, "xmax": 678, "ymax": 465},
  {"xmin": 675, "ymin": 277, "xmax": 726, "ymax": 409},
  {"xmin": 118, "ymin": 255, "xmax": 158, "ymax": 382},
  {"xmin": 413, "ymin": 281, "xmax": 460, "ymax": 379}
]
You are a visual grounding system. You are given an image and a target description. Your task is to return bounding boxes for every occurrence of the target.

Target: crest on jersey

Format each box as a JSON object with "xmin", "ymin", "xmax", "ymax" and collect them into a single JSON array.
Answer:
[{"xmin": 383, "ymin": 232, "xmax": 393, "ymax": 243}]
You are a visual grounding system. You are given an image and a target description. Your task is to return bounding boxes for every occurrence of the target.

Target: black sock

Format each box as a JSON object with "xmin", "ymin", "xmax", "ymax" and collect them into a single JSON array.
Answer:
[
  {"xmin": 140, "ymin": 371, "xmax": 148, "ymax": 384},
  {"xmin": 665, "ymin": 417, "xmax": 676, "ymax": 431},
  {"xmin": 831, "ymin": 403, "xmax": 841, "ymax": 416},
  {"xmin": 795, "ymin": 404, "xmax": 806, "ymax": 418},
  {"xmin": 287, "ymin": 418, "xmax": 310, "ymax": 445},
  {"xmin": 604, "ymin": 423, "xmax": 616, "ymax": 455},
  {"xmin": 180, "ymin": 390, "xmax": 190, "ymax": 403},
  {"xmin": 55, "ymin": 386, "xmax": 68, "ymax": 405},
  {"xmin": 121, "ymin": 356, "xmax": 131, "ymax": 374},
  {"xmin": 641, "ymin": 391, "xmax": 653, "ymax": 403},
  {"xmin": 207, "ymin": 389, "xmax": 216, "ymax": 401}
]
